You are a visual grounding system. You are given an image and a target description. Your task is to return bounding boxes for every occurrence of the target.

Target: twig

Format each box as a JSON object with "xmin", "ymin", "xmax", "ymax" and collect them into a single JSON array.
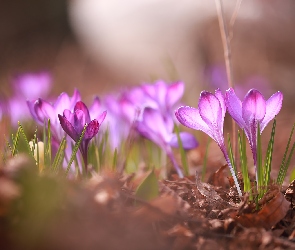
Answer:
[{"xmin": 215, "ymin": 0, "xmax": 237, "ymax": 159}]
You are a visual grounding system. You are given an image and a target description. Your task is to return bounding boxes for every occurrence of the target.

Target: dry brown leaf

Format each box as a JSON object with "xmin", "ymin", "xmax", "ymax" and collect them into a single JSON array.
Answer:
[
  {"xmin": 236, "ymin": 190, "xmax": 290, "ymax": 229},
  {"xmin": 207, "ymin": 164, "xmax": 227, "ymax": 187}
]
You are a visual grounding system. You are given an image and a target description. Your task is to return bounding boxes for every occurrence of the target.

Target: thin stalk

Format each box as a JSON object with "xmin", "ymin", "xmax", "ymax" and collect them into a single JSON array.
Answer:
[{"xmin": 215, "ymin": 0, "xmax": 237, "ymax": 160}]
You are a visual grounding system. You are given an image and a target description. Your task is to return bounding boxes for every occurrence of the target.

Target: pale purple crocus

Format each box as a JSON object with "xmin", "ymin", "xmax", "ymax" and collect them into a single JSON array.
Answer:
[
  {"xmin": 225, "ymin": 88, "xmax": 283, "ymax": 183},
  {"xmin": 8, "ymin": 72, "xmax": 52, "ymax": 126},
  {"xmin": 175, "ymin": 89, "xmax": 242, "ymax": 196},
  {"xmin": 27, "ymin": 89, "xmax": 81, "ymax": 150},
  {"xmin": 58, "ymin": 101, "xmax": 107, "ymax": 172},
  {"xmin": 137, "ymin": 107, "xmax": 198, "ymax": 178}
]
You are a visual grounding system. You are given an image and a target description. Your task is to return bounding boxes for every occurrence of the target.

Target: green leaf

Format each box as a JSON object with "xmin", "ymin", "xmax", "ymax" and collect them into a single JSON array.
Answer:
[
  {"xmin": 238, "ymin": 130, "xmax": 251, "ymax": 194},
  {"xmin": 256, "ymin": 122, "xmax": 263, "ymax": 198},
  {"xmin": 52, "ymin": 137, "xmax": 66, "ymax": 172},
  {"xmin": 65, "ymin": 124, "xmax": 87, "ymax": 177},
  {"xmin": 277, "ymin": 123, "xmax": 295, "ymax": 185},
  {"xmin": 11, "ymin": 126, "xmax": 21, "ymax": 156},
  {"xmin": 263, "ymin": 119, "xmax": 276, "ymax": 188},
  {"xmin": 227, "ymin": 134, "xmax": 236, "ymax": 174},
  {"xmin": 112, "ymin": 148, "xmax": 118, "ymax": 171},
  {"xmin": 135, "ymin": 170, "xmax": 159, "ymax": 201},
  {"xmin": 18, "ymin": 122, "xmax": 33, "ymax": 156}
]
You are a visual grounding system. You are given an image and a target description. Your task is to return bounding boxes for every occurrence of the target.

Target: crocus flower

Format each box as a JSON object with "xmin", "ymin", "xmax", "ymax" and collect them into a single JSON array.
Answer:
[
  {"xmin": 225, "ymin": 88, "xmax": 283, "ymax": 182},
  {"xmin": 137, "ymin": 107, "xmax": 198, "ymax": 178},
  {"xmin": 175, "ymin": 89, "xmax": 242, "ymax": 196},
  {"xmin": 58, "ymin": 101, "xmax": 107, "ymax": 172},
  {"xmin": 8, "ymin": 72, "xmax": 52, "ymax": 126},
  {"xmin": 27, "ymin": 89, "xmax": 81, "ymax": 148}
]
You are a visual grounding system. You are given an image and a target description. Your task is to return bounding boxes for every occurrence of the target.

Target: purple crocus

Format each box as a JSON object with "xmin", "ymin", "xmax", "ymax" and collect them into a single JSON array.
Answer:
[
  {"xmin": 27, "ymin": 89, "xmax": 81, "ymax": 150},
  {"xmin": 8, "ymin": 72, "xmax": 52, "ymax": 126},
  {"xmin": 175, "ymin": 89, "xmax": 242, "ymax": 196},
  {"xmin": 137, "ymin": 107, "xmax": 198, "ymax": 178},
  {"xmin": 225, "ymin": 88, "xmax": 283, "ymax": 182},
  {"xmin": 58, "ymin": 101, "xmax": 107, "ymax": 172}
]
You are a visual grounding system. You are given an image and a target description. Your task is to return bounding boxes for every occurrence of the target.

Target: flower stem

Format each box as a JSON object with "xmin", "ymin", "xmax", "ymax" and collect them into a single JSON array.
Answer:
[
  {"xmin": 166, "ymin": 148, "xmax": 184, "ymax": 178},
  {"xmin": 220, "ymin": 145, "xmax": 242, "ymax": 197}
]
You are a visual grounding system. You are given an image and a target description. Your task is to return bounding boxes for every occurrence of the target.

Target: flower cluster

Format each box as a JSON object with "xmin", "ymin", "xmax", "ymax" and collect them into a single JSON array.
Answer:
[{"xmin": 176, "ymin": 88, "xmax": 283, "ymax": 196}]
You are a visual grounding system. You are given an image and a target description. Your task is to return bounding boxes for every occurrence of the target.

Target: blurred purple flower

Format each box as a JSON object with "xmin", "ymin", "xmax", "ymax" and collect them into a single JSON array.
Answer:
[
  {"xmin": 122, "ymin": 80, "xmax": 184, "ymax": 123},
  {"xmin": 27, "ymin": 89, "xmax": 81, "ymax": 148},
  {"xmin": 225, "ymin": 88, "xmax": 283, "ymax": 181},
  {"xmin": 12, "ymin": 72, "xmax": 52, "ymax": 100},
  {"xmin": 8, "ymin": 72, "xmax": 52, "ymax": 125},
  {"xmin": 137, "ymin": 107, "xmax": 198, "ymax": 178},
  {"xmin": 58, "ymin": 101, "xmax": 107, "ymax": 171},
  {"xmin": 206, "ymin": 65, "xmax": 272, "ymax": 98},
  {"xmin": 175, "ymin": 89, "xmax": 242, "ymax": 196}
]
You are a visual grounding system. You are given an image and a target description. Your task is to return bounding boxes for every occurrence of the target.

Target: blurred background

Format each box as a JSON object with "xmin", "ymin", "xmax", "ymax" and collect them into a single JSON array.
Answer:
[
  {"xmin": 1, "ymin": 0, "xmax": 295, "ymax": 170},
  {"xmin": 1, "ymin": 0, "xmax": 295, "ymax": 102}
]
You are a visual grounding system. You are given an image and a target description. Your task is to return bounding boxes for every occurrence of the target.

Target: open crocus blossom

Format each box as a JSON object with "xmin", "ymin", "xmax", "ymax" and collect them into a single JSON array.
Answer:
[
  {"xmin": 225, "ymin": 88, "xmax": 283, "ymax": 181},
  {"xmin": 27, "ymin": 89, "xmax": 81, "ymax": 149},
  {"xmin": 58, "ymin": 101, "xmax": 107, "ymax": 172},
  {"xmin": 137, "ymin": 107, "xmax": 198, "ymax": 178},
  {"xmin": 175, "ymin": 89, "xmax": 242, "ymax": 196}
]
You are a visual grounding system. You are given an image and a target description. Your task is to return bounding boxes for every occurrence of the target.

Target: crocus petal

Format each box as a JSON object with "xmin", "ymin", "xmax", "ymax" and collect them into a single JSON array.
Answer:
[
  {"xmin": 214, "ymin": 89, "xmax": 226, "ymax": 120},
  {"xmin": 89, "ymin": 96, "xmax": 103, "ymax": 120},
  {"xmin": 242, "ymin": 89, "xmax": 266, "ymax": 128},
  {"xmin": 27, "ymin": 100, "xmax": 42, "ymax": 124},
  {"xmin": 63, "ymin": 109, "xmax": 75, "ymax": 124},
  {"xmin": 166, "ymin": 81, "xmax": 184, "ymax": 108},
  {"xmin": 74, "ymin": 101, "xmax": 91, "ymax": 123},
  {"xmin": 84, "ymin": 120, "xmax": 99, "ymax": 139},
  {"xmin": 96, "ymin": 110, "xmax": 107, "ymax": 125},
  {"xmin": 58, "ymin": 114, "xmax": 79, "ymax": 141},
  {"xmin": 198, "ymin": 91, "xmax": 222, "ymax": 132},
  {"xmin": 34, "ymin": 99, "xmax": 56, "ymax": 124},
  {"xmin": 260, "ymin": 91, "xmax": 283, "ymax": 132},
  {"xmin": 140, "ymin": 107, "xmax": 171, "ymax": 143},
  {"xmin": 73, "ymin": 110, "xmax": 86, "ymax": 135},
  {"xmin": 169, "ymin": 132, "xmax": 198, "ymax": 150},
  {"xmin": 175, "ymin": 106, "xmax": 213, "ymax": 138},
  {"xmin": 225, "ymin": 88, "xmax": 245, "ymax": 129}
]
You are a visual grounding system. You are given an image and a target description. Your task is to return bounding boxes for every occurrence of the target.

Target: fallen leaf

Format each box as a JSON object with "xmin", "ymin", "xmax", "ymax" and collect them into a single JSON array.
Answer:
[{"xmin": 236, "ymin": 190, "xmax": 290, "ymax": 229}]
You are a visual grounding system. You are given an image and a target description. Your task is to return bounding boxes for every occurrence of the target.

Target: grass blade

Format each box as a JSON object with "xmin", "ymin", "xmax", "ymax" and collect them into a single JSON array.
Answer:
[
  {"xmin": 52, "ymin": 137, "xmax": 66, "ymax": 172},
  {"xmin": 227, "ymin": 134, "xmax": 236, "ymax": 174},
  {"xmin": 277, "ymin": 123, "xmax": 295, "ymax": 185},
  {"xmin": 65, "ymin": 125, "xmax": 87, "ymax": 177},
  {"xmin": 263, "ymin": 119, "xmax": 276, "ymax": 187},
  {"xmin": 256, "ymin": 122, "xmax": 264, "ymax": 197},
  {"xmin": 238, "ymin": 130, "xmax": 250, "ymax": 194}
]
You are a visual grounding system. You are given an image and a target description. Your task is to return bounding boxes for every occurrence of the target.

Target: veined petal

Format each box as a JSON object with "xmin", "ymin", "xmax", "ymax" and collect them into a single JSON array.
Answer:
[
  {"xmin": 198, "ymin": 91, "xmax": 222, "ymax": 132},
  {"xmin": 175, "ymin": 106, "xmax": 213, "ymax": 138},
  {"xmin": 260, "ymin": 91, "xmax": 283, "ymax": 132},
  {"xmin": 84, "ymin": 120, "xmax": 99, "ymax": 139},
  {"xmin": 242, "ymin": 89, "xmax": 266, "ymax": 129},
  {"xmin": 73, "ymin": 110, "xmax": 86, "ymax": 135},
  {"xmin": 75, "ymin": 101, "xmax": 91, "ymax": 123},
  {"xmin": 169, "ymin": 132, "xmax": 198, "ymax": 150},
  {"xmin": 225, "ymin": 88, "xmax": 245, "ymax": 129},
  {"xmin": 166, "ymin": 81, "xmax": 184, "ymax": 108},
  {"xmin": 58, "ymin": 114, "xmax": 79, "ymax": 141}
]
